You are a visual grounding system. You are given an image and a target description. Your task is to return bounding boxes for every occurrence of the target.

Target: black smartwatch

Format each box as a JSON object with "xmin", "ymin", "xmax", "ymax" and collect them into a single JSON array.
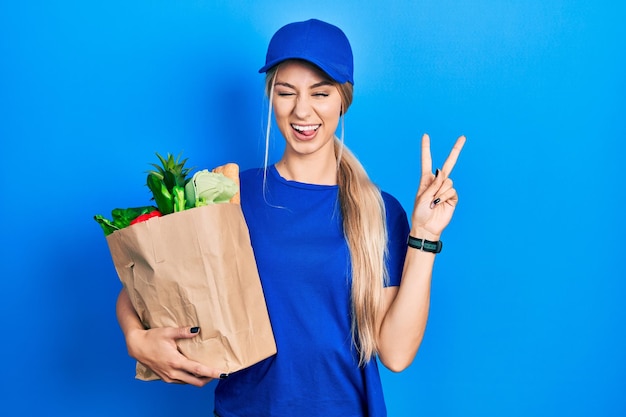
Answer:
[{"xmin": 407, "ymin": 236, "xmax": 443, "ymax": 253}]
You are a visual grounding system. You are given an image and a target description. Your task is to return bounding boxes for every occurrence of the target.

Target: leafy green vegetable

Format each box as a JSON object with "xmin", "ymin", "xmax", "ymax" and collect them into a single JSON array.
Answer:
[
  {"xmin": 148, "ymin": 152, "xmax": 193, "ymax": 190},
  {"xmin": 173, "ymin": 185, "xmax": 186, "ymax": 212},
  {"xmin": 94, "ymin": 215, "xmax": 118, "ymax": 236},
  {"xmin": 145, "ymin": 152, "xmax": 194, "ymax": 215},
  {"xmin": 147, "ymin": 173, "xmax": 174, "ymax": 215},
  {"xmin": 184, "ymin": 170, "xmax": 238, "ymax": 207},
  {"xmin": 94, "ymin": 206, "xmax": 157, "ymax": 236},
  {"xmin": 94, "ymin": 152, "xmax": 239, "ymax": 237}
]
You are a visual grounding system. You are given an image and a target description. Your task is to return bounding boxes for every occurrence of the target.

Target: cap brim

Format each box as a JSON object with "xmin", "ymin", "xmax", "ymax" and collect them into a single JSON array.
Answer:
[{"xmin": 258, "ymin": 57, "xmax": 351, "ymax": 84}]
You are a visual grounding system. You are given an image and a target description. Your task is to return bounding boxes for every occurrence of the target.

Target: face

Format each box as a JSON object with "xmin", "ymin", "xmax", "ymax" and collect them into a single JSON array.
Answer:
[{"xmin": 272, "ymin": 60, "xmax": 343, "ymax": 161}]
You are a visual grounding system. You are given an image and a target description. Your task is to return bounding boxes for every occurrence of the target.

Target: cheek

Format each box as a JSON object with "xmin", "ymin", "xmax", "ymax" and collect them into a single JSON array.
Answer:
[
  {"xmin": 272, "ymin": 105, "xmax": 291, "ymax": 124},
  {"xmin": 325, "ymin": 98, "xmax": 343, "ymax": 118},
  {"xmin": 320, "ymin": 103, "xmax": 342, "ymax": 122}
]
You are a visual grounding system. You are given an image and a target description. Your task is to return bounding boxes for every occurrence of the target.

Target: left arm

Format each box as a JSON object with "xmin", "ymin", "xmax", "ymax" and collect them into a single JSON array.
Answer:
[{"xmin": 377, "ymin": 133, "xmax": 466, "ymax": 372}]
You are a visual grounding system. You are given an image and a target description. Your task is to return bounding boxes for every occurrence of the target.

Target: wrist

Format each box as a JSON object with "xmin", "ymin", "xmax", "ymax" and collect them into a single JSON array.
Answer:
[
  {"xmin": 407, "ymin": 235, "xmax": 443, "ymax": 253},
  {"xmin": 124, "ymin": 327, "xmax": 146, "ymax": 358},
  {"xmin": 409, "ymin": 227, "xmax": 440, "ymax": 242}
]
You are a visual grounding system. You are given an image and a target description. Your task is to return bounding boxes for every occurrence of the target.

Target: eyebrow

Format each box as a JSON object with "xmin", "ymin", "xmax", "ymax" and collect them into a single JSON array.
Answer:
[{"xmin": 274, "ymin": 80, "xmax": 335, "ymax": 89}]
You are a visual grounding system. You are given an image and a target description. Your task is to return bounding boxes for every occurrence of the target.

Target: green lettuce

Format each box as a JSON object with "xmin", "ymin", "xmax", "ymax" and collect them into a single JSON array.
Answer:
[{"xmin": 184, "ymin": 170, "xmax": 238, "ymax": 207}]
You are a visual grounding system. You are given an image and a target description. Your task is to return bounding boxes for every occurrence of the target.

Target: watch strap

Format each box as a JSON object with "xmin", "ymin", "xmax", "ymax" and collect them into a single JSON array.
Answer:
[{"xmin": 407, "ymin": 235, "xmax": 443, "ymax": 253}]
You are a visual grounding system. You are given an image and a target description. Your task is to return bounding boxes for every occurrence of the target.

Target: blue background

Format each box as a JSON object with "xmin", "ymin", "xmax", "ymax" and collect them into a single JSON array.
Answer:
[{"xmin": 1, "ymin": 1, "xmax": 624, "ymax": 416}]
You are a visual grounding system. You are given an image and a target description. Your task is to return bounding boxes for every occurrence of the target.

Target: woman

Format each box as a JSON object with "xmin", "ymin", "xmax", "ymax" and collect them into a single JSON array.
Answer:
[{"xmin": 116, "ymin": 18, "xmax": 465, "ymax": 416}]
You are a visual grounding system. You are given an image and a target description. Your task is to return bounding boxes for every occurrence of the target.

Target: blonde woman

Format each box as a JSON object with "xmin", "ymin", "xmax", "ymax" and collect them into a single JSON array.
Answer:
[{"xmin": 116, "ymin": 18, "xmax": 465, "ymax": 417}]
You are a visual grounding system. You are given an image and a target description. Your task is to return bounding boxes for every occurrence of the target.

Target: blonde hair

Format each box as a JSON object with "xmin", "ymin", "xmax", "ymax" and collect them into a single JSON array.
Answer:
[{"xmin": 264, "ymin": 62, "xmax": 388, "ymax": 366}]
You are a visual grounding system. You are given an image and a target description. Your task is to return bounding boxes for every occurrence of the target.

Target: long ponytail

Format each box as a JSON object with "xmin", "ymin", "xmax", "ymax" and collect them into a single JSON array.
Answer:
[{"xmin": 335, "ymin": 137, "xmax": 388, "ymax": 366}]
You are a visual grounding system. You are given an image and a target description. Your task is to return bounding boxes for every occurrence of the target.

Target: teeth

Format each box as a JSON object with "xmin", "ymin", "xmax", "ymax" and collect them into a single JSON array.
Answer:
[{"xmin": 292, "ymin": 124, "xmax": 319, "ymax": 132}]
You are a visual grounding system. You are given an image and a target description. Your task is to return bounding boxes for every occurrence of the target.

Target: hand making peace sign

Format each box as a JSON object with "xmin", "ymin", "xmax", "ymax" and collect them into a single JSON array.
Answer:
[{"xmin": 411, "ymin": 134, "xmax": 466, "ymax": 241}]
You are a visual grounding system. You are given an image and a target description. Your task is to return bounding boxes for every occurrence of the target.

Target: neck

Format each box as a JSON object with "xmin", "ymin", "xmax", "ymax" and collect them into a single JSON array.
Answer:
[{"xmin": 276, "ymin": 151, "xmax": 338, "ymax": 185}]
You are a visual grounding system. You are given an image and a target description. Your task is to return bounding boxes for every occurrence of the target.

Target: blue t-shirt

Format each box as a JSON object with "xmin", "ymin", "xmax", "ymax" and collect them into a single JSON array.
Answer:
[{"xmin": 214, "ymin": 165, "xmax": 410, "ymax": 417}]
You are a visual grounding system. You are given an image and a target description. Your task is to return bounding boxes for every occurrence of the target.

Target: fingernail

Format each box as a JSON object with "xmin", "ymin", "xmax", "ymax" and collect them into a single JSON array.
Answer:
[
  {"xmin": 190, "ymin": 327, "xmax": 200, "ymax": 334},
  {"xmin": 430, "ymin": 198, "xmax": 441, "ymax": 209},
  {"xmin": 220, "ymin": 373, "xmax": 229, "ymax": 379},
  {"xmin": 435, "ymin": 169, "xmax": 440, "ymax": 178}
]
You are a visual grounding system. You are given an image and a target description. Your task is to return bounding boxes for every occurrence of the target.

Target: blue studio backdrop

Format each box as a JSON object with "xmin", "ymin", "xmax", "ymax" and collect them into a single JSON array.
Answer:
[{"xmin": 1, "ymin": 1, "xmax": 624, "ymax": 416}]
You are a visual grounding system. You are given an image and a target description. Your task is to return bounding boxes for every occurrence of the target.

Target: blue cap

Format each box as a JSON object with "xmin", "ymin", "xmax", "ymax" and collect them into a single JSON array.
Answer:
[{"xmin": 259, "ymin": 19, "xmax": 354, "ymax": 84}]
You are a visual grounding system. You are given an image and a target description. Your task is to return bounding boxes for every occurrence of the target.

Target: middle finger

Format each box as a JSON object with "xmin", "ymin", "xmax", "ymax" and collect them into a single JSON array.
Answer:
[{"xmin": 441, "ymin": 135, "xmax": 466, "ymax": 177}]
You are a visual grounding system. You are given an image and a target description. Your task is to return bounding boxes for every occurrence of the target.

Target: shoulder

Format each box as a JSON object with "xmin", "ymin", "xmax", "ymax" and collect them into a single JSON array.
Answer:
[
  {"xmin": 238, "ymin": 167, "xmax": 264, "ymax": 210},
  {"xmin": 240, "ymin": 167, "xmax": 264, "ymax": 183},
  {"xmin": 239, "ymin": 167, "xmax": 265, "ymax": 192},
  {"xmin": 380, "ymin": 190, "xmax": 409, "ymax": 237},
  {"xmin": 381, "ymin": 191, "xmax": 406, "ymax": 217},
  {"xmin": 380, "ymin": 190, "xmax": 410, "ymax": 285}
]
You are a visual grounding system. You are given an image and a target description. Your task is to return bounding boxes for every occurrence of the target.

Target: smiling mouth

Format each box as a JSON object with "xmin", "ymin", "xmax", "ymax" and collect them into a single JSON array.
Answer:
[{"xmin": 291, "ymin": 124, "xmax": 321, "ymax": 134}]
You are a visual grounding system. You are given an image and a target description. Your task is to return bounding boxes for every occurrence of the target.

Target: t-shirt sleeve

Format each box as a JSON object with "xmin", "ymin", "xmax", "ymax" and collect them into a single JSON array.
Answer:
[{"xmin": 383, "ymin": 192, "xmax": 410, "ymax": 287}]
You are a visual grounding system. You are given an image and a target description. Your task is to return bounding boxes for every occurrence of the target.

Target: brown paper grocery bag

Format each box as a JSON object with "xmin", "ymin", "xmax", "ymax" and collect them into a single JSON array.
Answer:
[{"xmin": 106, "ymin": 203, "xmax": 276, "ymax": 381}]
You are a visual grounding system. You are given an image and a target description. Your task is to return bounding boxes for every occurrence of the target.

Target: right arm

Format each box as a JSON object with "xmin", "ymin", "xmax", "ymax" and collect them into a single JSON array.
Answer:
[{"xmin": 116, "ymin": 288, "xmax": 225, "ymax": 387}]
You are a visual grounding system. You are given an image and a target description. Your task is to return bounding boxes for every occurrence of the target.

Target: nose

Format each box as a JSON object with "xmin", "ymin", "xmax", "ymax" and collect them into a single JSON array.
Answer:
[{"xmin": 293, "ymin": 95, "xmax": 311, "ymax": 119}]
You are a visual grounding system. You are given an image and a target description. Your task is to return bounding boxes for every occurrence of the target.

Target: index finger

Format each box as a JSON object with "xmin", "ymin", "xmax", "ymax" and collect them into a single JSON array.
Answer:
[
  {"xmin": 440, "ymin": 135, "xmax": 466, "ymax": 177},
  {"xmin": 421, "ymin": 133, "xmax": 433, "ymax": 176}
]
